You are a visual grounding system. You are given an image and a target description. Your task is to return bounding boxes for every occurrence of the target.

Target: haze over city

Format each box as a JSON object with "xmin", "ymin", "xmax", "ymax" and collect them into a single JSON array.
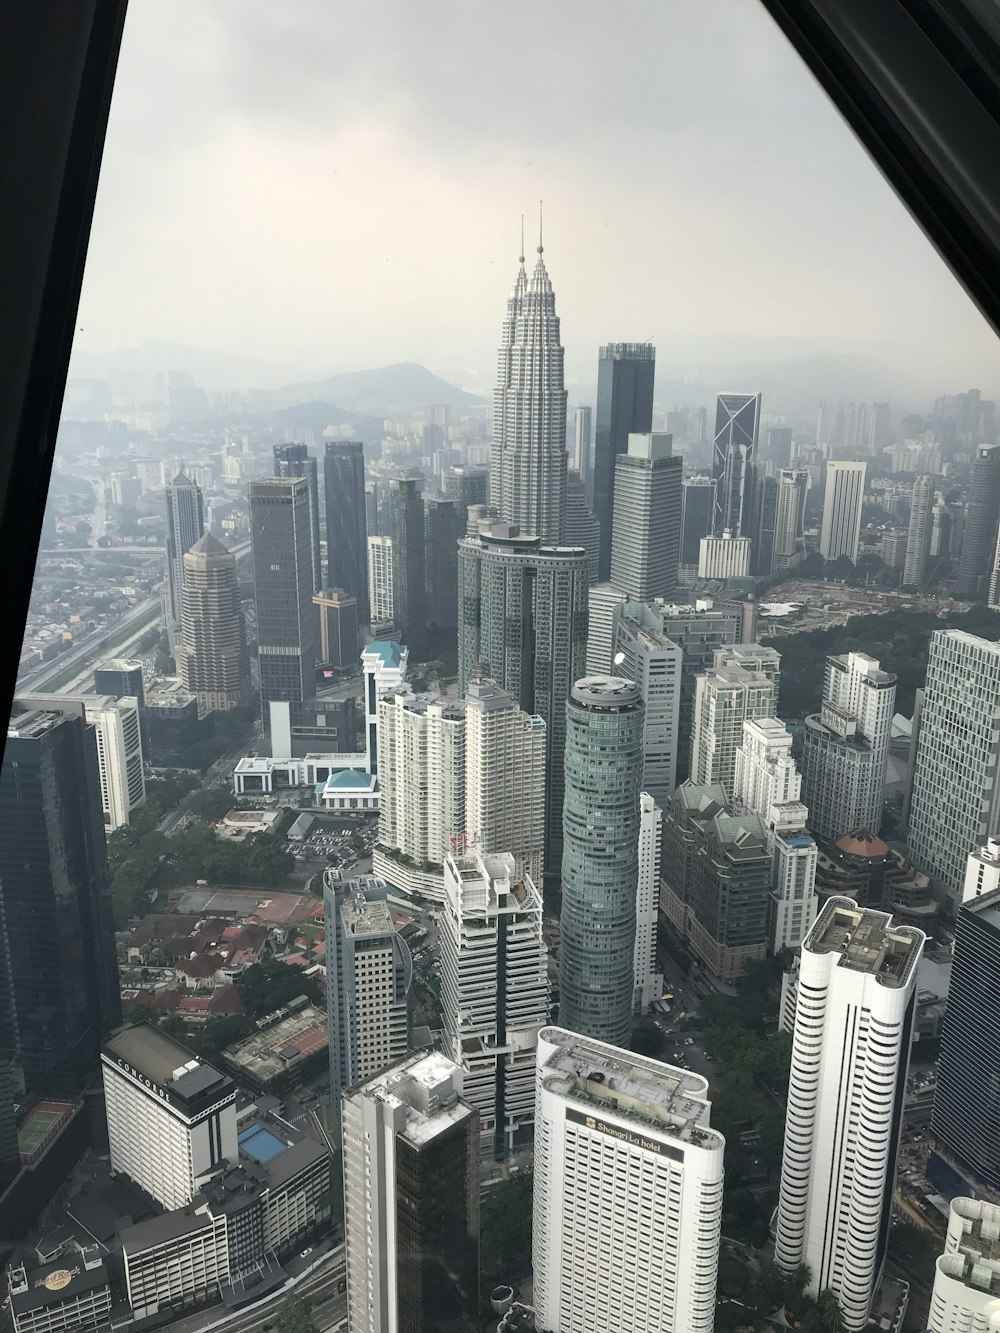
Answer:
[{"xmin": 72, "ymin": 0, "xmax": 1000, "ymax": 402}]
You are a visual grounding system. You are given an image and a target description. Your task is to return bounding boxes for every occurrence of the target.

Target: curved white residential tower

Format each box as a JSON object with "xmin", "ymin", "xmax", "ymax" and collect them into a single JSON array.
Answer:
[{"xmin": 775, "ymin": 898, "xmax": 924, "ymax": 1331}]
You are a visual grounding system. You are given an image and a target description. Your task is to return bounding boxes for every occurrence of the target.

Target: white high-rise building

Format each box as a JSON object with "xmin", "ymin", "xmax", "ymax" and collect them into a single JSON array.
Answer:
[
  {"xmin": 635, "ymin": 794, "xmax": 664, "ymax": 1012},
  {"xmin": 491, "ymin": 239, "xmax": 568, "ymax": 545},
  {"xmin": 440, "ymin": 850, "xmax": 549, "ymax": 1158},
  {"xmin": 373, "ymin": 675, "xmax": 545, "ymax": 901},
  {"xmin": 775, "ymin": 899, "xmax": 924, "ymax": 1331},
  {"xmin": 963, "ymin": 837, "xmax": 1000, "ymax": 903},
  {"xmin": 613, "ymin": 605, "xmax": 682, "ymax": 806},
  {"xmin": 773, "ymin": 469, "xmax": 808, "ymax": 573},
  {"xmin": 101, "ymin": 1025, "xmax": 238, "ymax": 1212},
  {"xmin": 698, "ymin": 531, "xmax": 751, "ymax": 580},
  {"xmin": 586, "ymin": 582, "xmax": 627, "ymax": 675},
  {"xmin": 532, "ymin": 1026, "xmax": 725, "ymax": 1333},
  {"xmin": 929, "ymin": 1198, "xmax": 1000, "ymax": 1333},
  {"xmin": 324, "ymin": 874, "xmax": 411, "ymax": 1140},
  {"xmin": 802, "ymin": 651, "xmax": 896, "ymax": 841},
  {"xmin": 734, "ymin": 718, "xmax": 818, "ymax": 952},
  {"xmin": 464, "ymin": 672, "xmax": 546, "ymax": 887},
  {"xmin": 690, "ymin": 661, "xmax": 778, "ymax": 799},
  {"xmin": 903, "ymin": 473, "xmax": 934, "ymax": 590},
  {"xmin": 376, "ymin": 689, "xmax": 466, "ymax": 878},
  {"xmin": 360, "ymin": 638, "xmax": 407, "ymax": 774},
  {"xmin": 342, "ymin": 1052, "xmax": 479, "ymax": 1333},
  {"xmin": 819, "ymin": 461, "xmax": 866, "ymax": 562},
  {"xmin": 367, "ymin": 534, "xmax": 394, "ymax": 624}
]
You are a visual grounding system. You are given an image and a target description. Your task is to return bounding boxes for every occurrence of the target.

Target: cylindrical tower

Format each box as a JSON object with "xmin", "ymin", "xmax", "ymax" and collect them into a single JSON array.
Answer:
[{"xmin": 559, "ymin": 675, "xmax": 644, "ymax": 1047}]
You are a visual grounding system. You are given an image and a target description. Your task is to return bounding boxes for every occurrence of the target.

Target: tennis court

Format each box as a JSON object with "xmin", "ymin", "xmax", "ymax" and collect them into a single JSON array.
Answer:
[{"xmin": 17, "ymin": 1102, "xmax": 71, "ymax": 1158}]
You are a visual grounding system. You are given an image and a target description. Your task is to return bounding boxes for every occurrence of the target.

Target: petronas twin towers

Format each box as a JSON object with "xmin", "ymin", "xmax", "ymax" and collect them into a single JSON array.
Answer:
[{"xmin": 490, "ymin": 237, "xmax": 568, "ymax": 544}]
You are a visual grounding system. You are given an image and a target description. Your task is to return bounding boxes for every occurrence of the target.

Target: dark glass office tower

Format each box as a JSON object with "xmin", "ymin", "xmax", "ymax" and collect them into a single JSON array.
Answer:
[
  {"xmin": 713, "ymin": 392, "xmax": 761, "ymax": 538},
  {"xmin": 593, "ymin": 343, "xmax": 655, "ymax": 581},
  {"xmin": 324, "ymin": 441, "xmax": 369, "ymax": 622},
  {"xmin": 94, "ymin": 657, "xmax": 148, "ymax": 755},
  {"xmin": 958, "ymin": 444, "xmax": 1000, "ymax": 598},
  {"xmin": 681, "ymin": 478, "xmax": 716, "ymax": 568},
  {"xmin": 930, "ymin": 887, "xmax": 1000, "ymax": 1194},
  {"xmin": 0, "ymin": 706, "xmax": 120, "ymax": 1097},
  {"xmin": 390, "ymin": 476, "xmax": 428, "ymax": 656},
  {"xmin": 560, "ymin": 677, "xmax": 644, "ymax": 1047},
  {"xmin": 766, "ymin": 425, "xmax": 793, "ymax": 470},
  {"xmin": 442, "ymin": 465, "xmax": 488, "ymax": 516},
  {"xmin": 752, "ymin": 473, "xmax": 779, "ymax": 576},
  {"xmin": 274, "ymin": 443, "xmax": 322, "ymax": 593},
  {"xmin": 423, "ymin": 494, "xmax": 459, "ymax": 633},
  {"xmin": 249, "ymin": 477, "xmax": 318, "ymax": 737},
  {"xmin": 164, "ymin": 471, "xmax": 204, "ymax": 645}
]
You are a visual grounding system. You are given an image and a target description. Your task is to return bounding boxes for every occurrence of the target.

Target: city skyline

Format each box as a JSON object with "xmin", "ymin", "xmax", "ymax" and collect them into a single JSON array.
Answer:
[{"xmin": 69, "ymin": 2, "xmax": 1000, "ymax": 396}]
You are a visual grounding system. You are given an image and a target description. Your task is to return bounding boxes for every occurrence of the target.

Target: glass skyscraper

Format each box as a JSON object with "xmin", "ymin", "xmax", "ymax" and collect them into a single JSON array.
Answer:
[
  {"xmin": 164, "ymin": 470, "xmax": 204, "ymax": 646},
  {"xmin": 458, "ymin": 517, "xmax": 588, "ymax": 875},
  {"xmin": 1, "ymin": 706, "xmax": 120, "ymax": 1097},
  {"xmin": 559, "ymin": 676, "xmax": 644, "ymax": 1047},
  {"xmin": 712, "ymin": 392, "xmax": 761, "ymax": 539},
  {"xmin": 273, "ymin": 442, "xmax": 322, "ymax": 593},
  {"xmin": 592, "ymin": 343, "xmax": 655, "ymax": 581},
  {"xmin": 930, "ymin": 886, "xmax": 1000, "ymax": 1196},
  {"xmin": 908, "ymin": 630, "xmax": 1000, "ymax": 902},
  {"xmin": 324, "ymin": 441, "xmax": 369, "ymax": 622}
]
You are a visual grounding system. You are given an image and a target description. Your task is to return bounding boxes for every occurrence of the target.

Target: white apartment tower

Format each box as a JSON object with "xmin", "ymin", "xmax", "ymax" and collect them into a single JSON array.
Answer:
[
  {"xmin": 802, "ymin": 651, "xmax": 896, "ymax": 841},
  {"xmin": 929, "ymin": 1198, "xmax": 1000, "ymax": 1333},
  {"xmin": 635, "ymin": 794, "xmax": 664, "ymax": 1012},
  {"xmin": 613, "ymin": 604, "xmax": 683, "ymax": 807},
  {"xmin": 464, "ymin": 672, "xmax": 546, "ymax": 887},
  {"xmin": 324, "ymin": 874, "xmax": 411, "ymax": 1140},
  {"xmin": 775, "ymin": 899, "xmax": 924, "ymax": 1331},
  {"xmin": 342, "ymin": 1052, "xmax": 479, "ymax": 1333},
  {"xmin": 491, "ymin": 240, "xmax": 568, "ymax": 545},
  {"xmin": 374, "ymin": 676, "xmax": 545, "ymax": 901},
  {"xmin": 819, "ymin": 461, "xmax": 866, "ymax": 562},
  {"xmin": 690, "ymin": 658, "xmax": 779, "ymax": 799},
  {"xmin": 963, "ymin": 837, "xmax": 1000, "ymax": 903},
  {"xmin": 532, "ymin": 1027, "xmax": 725, "ymax": 1333},
  {"xmin": 440, "ymin": 850, "xmax": 549, "ymax": 1159},
  {"xmin": 367, "ymin": 534, "xmax": 394, "ymax": 624},
  {"xmin": 586, "ymin": 582, "xmax": 628, "ymax": 675},
  {"xmin": 734, "ymin": 718, "xmax": 819, "ymax": 952},
  {"xmin": 377, "ymin": 689, "xmax": 466, "ymax": 878},
  {"xmin": 101, "ymin": 1025, "xmax": 238, "ymax": 1212}
]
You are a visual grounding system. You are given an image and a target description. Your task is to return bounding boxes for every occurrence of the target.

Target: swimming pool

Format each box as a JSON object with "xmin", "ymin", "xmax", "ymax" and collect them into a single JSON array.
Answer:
[{"xmin": 238, "ymin": 1123, "xmax": 287, "ymax": 1163}]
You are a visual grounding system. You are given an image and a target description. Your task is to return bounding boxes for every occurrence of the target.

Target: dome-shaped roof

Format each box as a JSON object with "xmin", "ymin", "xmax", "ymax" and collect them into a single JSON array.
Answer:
[{"xmin": 835, "ymin": 829, "xmax": 890, "ymax": 860}]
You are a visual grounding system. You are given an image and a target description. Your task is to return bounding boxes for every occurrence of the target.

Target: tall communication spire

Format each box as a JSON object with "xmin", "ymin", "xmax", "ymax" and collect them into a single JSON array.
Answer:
[{"xmin": 490, "ymin": 213, "xmax": 568, "ymax": 545}]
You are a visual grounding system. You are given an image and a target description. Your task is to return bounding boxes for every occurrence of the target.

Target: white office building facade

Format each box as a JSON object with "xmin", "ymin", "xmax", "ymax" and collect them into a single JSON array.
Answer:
[
  {"xmin": 635, "ymin": 794, "xmax": 664, "ymax": 1012},
  {"xmin": 819, "ymin": 461, "xmax": 866, "ymax": 562},
  {"xmin": 690, "ymin": 661, "xmax": 778, "ymax": 799},
  {"xmin": 367, "ymin": 535, "xmax": 394, "ymax": 625},
  {"xmin": 698, "ymin": 531, "xmax": 751, "ymax": 580},
  {"xmin": 102, "ymin": 1026, "xmax": 238, "ymax": 1212},
  {"xmin": 613, "ymin": 605, "xmax": 682, "ymax": 807},
  {"xmin": 775, "ymin": 899, "xmax": 924, "ymax": 1331},
  {"xmin": 533, "ymin": 1027, "xmax": 725, "ymax": 1333}
]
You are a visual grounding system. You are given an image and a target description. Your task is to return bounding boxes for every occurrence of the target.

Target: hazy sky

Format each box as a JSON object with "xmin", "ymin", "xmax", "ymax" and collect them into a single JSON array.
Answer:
[{"xmin": 75, "ymin": 0, "xmax": 1000, "ymax": 395}]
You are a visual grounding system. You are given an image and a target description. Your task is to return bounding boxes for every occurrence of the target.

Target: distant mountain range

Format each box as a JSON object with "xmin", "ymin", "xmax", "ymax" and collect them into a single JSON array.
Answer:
[{"xmin": 270, "ymin": 363, "xmax": 484, "ymax": 415}]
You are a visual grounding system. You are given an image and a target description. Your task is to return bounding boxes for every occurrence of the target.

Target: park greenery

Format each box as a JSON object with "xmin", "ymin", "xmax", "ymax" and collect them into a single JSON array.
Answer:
[
  {"xmin": 236, "ymin": 957, "xmax": 322, "ymax": 1019},
  {"xmin": 107, "ymin": 775, "xmax": 294, "ymax": 926},
  {"xmin": 766, "ymin": 603, "xmax": 1000, "ymax": 719}
]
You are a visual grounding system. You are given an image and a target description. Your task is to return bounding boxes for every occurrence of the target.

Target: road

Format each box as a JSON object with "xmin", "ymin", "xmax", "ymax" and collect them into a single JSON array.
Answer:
[
  {"xmin": 163, "ymin": 1245, "xmax": 345, "ymax": 1333},
  {"xmin": 17, "ymin": 594, "xmax": 161, "ymax": 693}
]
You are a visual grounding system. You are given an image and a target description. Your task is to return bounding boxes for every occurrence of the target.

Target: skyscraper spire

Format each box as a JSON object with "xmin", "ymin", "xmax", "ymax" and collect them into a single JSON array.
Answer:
[
  {"xmin": 520, "ymin": 214, "xmax": 525, "ymax": 264},
  {"xmin": 490, "ymin": 219, "xmax": 568, "ymax": 545},
  {"xmin": 538, "ymin": 199, "xmax": 543, "ymax": 253}
]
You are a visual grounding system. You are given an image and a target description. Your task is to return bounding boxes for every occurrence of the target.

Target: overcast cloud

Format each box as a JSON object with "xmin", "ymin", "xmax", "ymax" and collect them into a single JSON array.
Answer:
[{"xmin": 74, "ymin": 0, "xmax": 1000, "ymax": 395}]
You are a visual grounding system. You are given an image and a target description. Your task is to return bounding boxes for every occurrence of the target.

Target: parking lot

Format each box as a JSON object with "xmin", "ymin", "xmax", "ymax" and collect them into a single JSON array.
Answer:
[{"xmin": 285, "ymin": 815, "xmax": 379, "ymax": 875}]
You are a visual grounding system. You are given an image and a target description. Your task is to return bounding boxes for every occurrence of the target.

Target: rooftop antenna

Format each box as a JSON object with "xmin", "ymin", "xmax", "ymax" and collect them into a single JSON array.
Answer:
[{"xmin": 538, "ymin": 199, "xmax": 544, "ymax": 254}]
